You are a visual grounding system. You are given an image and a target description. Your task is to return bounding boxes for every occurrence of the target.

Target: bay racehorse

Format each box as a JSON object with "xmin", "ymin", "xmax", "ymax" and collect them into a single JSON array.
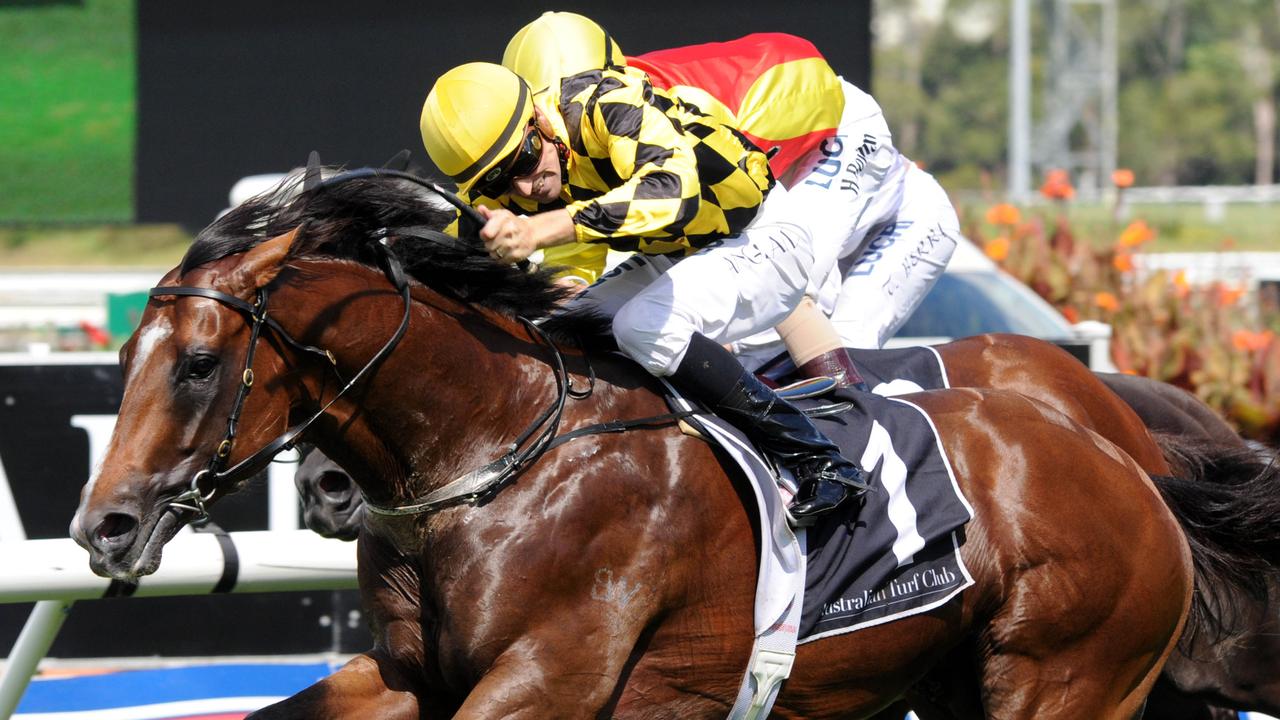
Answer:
[
  {"xmin": 1096, "ymin": 373, "xmax": 1280, "ymax": 720},
  {"xmin": 947, "ymin": 349, "xmax": 1280, "ymax": 718},
  {"xmin": 288, "ymin": 332, "xmax": 1175, "ymax": 544},
  {"xmin": 70, "ymin": 171, "xmax": 1274, "ymax": 718},
  {"xmin": 291, "ymin": 335, "xmax": 1280, "ymax": 719}
]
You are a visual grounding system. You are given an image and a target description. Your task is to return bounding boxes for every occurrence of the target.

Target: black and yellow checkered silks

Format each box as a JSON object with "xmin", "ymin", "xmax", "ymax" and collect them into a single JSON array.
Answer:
[{"xmin": 471, "ymin": 67, "xmax": 775, "ymax": 257}]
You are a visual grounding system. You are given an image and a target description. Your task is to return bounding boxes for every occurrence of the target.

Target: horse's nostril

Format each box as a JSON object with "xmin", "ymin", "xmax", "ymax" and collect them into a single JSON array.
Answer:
[
  {"xmin": 95, "ymin": 513, "xmax": 138, "ymax": 545},
  {"xmin": 318, "ymin": 472, "xmax": 352, "ymax": 496}
]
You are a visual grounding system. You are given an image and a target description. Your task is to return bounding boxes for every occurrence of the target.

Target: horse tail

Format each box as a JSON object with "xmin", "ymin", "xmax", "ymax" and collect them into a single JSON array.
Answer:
[{"xmin": 1148, "ymin": 431, "xmax": 1280, "ymax": 644}]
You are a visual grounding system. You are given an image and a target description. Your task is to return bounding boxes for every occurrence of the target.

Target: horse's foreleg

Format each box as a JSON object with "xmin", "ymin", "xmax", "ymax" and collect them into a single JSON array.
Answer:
[
  {"xmin": 246, "ymin": 651, "xmax": 429, "ymax": 720},
  {"xmin": 450, "ymin": 652, "xmax": 620, "ymax": 720}
]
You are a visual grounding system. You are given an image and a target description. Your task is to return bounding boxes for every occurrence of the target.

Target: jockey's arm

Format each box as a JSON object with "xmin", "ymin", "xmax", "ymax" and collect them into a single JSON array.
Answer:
[{"xmin": 807, "ymin": 107, "xmax": 906, "ymax": 288}]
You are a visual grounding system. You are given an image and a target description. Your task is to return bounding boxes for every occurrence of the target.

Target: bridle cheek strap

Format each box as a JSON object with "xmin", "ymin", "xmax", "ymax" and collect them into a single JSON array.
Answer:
[{"xmin": 149, "ymin": 236, "xmax": 412, "ymax": 522}]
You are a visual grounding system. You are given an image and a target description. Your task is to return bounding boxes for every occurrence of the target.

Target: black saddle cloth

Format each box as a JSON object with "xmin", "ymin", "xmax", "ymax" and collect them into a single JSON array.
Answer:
[{"xmin": 792, "ymin": 384, "xmax": 972, "ymax": 642}]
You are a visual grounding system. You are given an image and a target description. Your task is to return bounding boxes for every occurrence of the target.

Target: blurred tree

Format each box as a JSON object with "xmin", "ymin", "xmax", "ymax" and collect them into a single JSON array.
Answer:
[
  {"xmin": 873, "ymin": 0, "xmax": 1280, "ymax": 189},
  {"xmin": 1235, "ymin": 2, "xmax": 1280, "ymax": 184},
  {"xmin": 874, "ymin": 0, "xmax": 1007, "ymax": 189}
]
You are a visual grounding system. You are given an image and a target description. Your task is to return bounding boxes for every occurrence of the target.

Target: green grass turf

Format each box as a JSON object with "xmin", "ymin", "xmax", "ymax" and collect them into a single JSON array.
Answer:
[
  {"xmin": 956, "ymin": 199, "xmax": 1280, "ymax": 253},
  {"xmin": 0, "ymin": 224, "xmax": 188, "ymax": 268}
]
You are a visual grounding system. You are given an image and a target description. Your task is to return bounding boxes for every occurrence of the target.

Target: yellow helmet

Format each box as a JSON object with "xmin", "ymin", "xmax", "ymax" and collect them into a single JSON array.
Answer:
[
  {"xmin": 420, "ymin": 62, "xmax": 534, "ymax": 194},
  {"xmin": 502, "ymin": 11, "xmax": 624, "ymax": 93}
]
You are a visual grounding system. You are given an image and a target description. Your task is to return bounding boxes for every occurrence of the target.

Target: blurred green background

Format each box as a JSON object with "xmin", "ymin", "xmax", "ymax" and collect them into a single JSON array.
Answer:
[
  {"xmin": 0, "ymin": 1, "xmax": 191, "ymax": 267},
  {"xmin": 0, "ymin": 0, "xmax": 133, "ymax": 222}
]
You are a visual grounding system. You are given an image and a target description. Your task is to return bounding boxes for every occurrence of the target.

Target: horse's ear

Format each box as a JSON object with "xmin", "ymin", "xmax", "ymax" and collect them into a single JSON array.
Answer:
[
  {"xmin": 227, "ymin": 226, "xmax": 301, "ymax": 296},
  {"xmin": 303, "ymin": 151, "xmax": 323, "ymax": 192},
  {"xmin": 382, "ymin": 149, "xmax": 411, "ymax": 171}
]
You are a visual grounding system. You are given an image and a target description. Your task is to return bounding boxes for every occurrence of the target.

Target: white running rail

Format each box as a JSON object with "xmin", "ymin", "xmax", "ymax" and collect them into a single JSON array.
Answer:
[{"xmin": 0, "ymin": 531, "xmax": 357, "ymax": 719}]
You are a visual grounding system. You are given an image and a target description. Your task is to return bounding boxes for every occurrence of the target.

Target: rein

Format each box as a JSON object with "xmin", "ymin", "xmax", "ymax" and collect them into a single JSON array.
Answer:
[
  {"xmin": 150, "ymin": 166, "xmax": 479, "ymax": 522},
  {"xmin": 150, "ymin": 166, "xmax": 691, "ymax": 522},
  {"xmin": 363, "ymin": 317, "xmax": 569, "ymax": 516},
  {"xmin": 151, "ymin": 234, "xmax": 413, "ymax": 522}
]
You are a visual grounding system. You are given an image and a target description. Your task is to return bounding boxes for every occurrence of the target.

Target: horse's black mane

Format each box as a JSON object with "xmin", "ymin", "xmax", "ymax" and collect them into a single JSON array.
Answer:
[{"xmin": 183, "ymin": 170, "xmax": 609, "ymax": 341}]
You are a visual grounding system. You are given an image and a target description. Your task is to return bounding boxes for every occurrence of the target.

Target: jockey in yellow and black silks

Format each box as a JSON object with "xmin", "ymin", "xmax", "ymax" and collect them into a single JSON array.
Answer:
[{"xmin": 420, "ymin": 60, "xmax": 871, "ymax": 523}]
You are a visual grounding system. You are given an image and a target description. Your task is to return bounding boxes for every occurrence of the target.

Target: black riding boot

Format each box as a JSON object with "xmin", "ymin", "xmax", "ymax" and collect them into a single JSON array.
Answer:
[{"xmin": 672, "ymin": 334, "xmax": 872, "ymax": 525}]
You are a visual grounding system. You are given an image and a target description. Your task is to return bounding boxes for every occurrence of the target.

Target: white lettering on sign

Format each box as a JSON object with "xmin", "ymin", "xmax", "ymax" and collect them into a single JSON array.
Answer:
[
  {"xmin": 0, "ymin": 454, "xmax": 25, "ymax": 541},
  {"xmin": 66, "ymin": 414, "xmax": 119, "ymax": 537},
  {"xmin": 72, "ymin": 414, "xmax": 119, "ymax": 477}
]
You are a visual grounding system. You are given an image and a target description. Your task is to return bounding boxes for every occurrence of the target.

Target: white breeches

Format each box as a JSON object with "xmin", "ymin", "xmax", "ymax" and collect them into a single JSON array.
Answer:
[{"xmin": 573, "ymin": 184, "xmax": 815, "ymax": 377}]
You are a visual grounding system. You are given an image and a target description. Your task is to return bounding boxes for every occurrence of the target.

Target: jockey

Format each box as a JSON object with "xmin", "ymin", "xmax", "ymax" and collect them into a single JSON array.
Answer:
[
  {"xmin": 420, "ymin": 61, "xmax": 870, "ymax": 523},
  {"xmin": 503, "ymin": 12, "xmax": 961, "ymax": 381}
]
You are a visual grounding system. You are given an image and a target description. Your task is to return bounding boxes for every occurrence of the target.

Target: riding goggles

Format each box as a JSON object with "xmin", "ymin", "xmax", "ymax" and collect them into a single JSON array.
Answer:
[{"xmin": 476, "ymin": 122, "xmax": 544, "ymax": 197}]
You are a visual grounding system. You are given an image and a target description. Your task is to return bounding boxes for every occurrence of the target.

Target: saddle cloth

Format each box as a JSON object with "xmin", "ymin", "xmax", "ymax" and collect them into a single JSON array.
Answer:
[
  {"xmin": 793, "ymin": 388, "xmax": 973, "ymax": 642},
  {"xmin": 671, "ymin": 344, "xmax": 974, "ymax": 644}
]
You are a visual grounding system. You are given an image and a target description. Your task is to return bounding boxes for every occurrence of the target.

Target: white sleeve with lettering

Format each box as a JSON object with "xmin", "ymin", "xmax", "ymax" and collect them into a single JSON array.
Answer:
[{"xmin": 779, "ymin": 80, "xmax": 910, "ymax": 298}]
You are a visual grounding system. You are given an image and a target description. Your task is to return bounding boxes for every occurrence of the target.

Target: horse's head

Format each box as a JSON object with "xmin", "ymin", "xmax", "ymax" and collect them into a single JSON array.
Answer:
[
  {"xmin": 295, "ymin": 447, "xmax": 365, "ymax": 541},
  {"xmin": 70, "ymin": 227, "xmax": 306, "ymax": 580},
  {"xmin": 70, "ymin": 169, "xmax": 586, "ymax": 581}
]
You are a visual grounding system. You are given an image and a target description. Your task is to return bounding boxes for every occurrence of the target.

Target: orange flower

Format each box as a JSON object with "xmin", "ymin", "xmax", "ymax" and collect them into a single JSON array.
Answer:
[
  {"xmin": 1216, "ymin": 284, "xmax": 1246, "ymax": 307},
  {"xmin": 1113, "ymin": 252, "xmax": 1135, "ymax": 273},
  {"xmin": 1172, "ymin": 269, "xmax": 1190, "ymax": 298},
  {"xmin": 984, "ymin": 235, "xmax": 1011, "ymax": 261},
  {"xmin": 1094, "ymin": 291, "xmax": 1120, "ymax": 312},
  {"xmin": 1117, "ymin": 220, "xmax": 1155, "ymax": 248},
  {"xmin": 1060, "ymin": 305, "xmax": 1080, "ymax": 323},
  {"xmin": 1112, "ymin": 168, "xmax": 1135, "ymax": 188},
  {"xmin": 1040, "ymin": 169, "xmax": 1076, "ymax": 200},
  {"xmin": 1232, "ymin": 329, "xmax": 1274, "ymax": 352},
  {"xmin": 985, "ymin": 203, "xmax": 1021, "ymax": 226}
]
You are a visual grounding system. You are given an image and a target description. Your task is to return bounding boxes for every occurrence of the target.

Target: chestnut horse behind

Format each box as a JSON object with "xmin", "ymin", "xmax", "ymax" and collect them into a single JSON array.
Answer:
[{"xmin": 71, "ymin": 173, "xmax": 1256, "ymax": 718}]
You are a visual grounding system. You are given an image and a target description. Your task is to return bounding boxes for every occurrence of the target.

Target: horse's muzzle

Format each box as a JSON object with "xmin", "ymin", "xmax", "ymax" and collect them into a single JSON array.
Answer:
[{"xmin": 73, "ymin": 500, "xmax": 183, "ymax": 581}]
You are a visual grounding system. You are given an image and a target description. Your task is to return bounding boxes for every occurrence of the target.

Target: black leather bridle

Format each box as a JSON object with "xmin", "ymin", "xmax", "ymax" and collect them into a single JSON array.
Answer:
[
  {"xmin": 151, "ymin": 234, "xmax": 413, "ymax": 523},
  {"xmin": 149, "ymin": 169, "xmax": 482, "ymax": 522}
]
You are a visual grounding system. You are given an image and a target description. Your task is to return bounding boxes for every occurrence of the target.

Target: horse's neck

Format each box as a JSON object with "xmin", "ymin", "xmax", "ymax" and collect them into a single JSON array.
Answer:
[
  {"xmin": 381, "ymin": 310, "xmax": 669, "ymax": 501},
  {"xmin": 287, "ymin": 272, "xmax": 646, "ymax": 509}
]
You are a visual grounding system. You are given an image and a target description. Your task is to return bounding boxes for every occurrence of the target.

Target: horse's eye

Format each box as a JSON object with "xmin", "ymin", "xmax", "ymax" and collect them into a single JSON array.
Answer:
[{"xmin": 186, "ymin": 354, "xmax": 219, "ymax": 380}]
